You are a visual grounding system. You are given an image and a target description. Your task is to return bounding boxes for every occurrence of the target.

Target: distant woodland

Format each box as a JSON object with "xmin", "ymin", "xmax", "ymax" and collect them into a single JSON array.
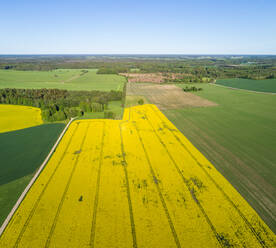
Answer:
[
  {"xmin": 1, "ymin": 55, "xmax": 276, "ymax": 81},
  {"xmin": 0, "ymin": 55, "xmax": 275, "ymax": 121}
]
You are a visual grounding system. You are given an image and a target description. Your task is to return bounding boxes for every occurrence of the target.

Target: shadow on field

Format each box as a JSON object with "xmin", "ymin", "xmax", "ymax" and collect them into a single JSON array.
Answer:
[{"xmin": 0, "ymin": 123, "xmax": 65, "ymax": 185}]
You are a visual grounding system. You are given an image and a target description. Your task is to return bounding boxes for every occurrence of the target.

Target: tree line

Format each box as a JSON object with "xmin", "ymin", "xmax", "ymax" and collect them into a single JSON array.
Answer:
[
  {"xmin": 1, "ymin": 55, "xmax": 276, "ymax": 81},
  {"xmin": 0, "ymin": 88, "xmax": 122, "ymax": 122},
  {"xmin": 182, "ymin": 86, "xmax": 203, "ymax": 92}
]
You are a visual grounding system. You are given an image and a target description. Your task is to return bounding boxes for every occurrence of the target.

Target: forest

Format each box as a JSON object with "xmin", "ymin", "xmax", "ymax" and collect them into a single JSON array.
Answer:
[
  {"xmin": 0, "ymin": 55, "xmax": 276, "ymax": 81},
  {"xmin": 0, "ymin": 88, "xmax": 122, "ymax": 121}
]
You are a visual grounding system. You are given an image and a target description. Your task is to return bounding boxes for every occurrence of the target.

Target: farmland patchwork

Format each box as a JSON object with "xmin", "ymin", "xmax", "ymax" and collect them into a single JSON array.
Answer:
[{"xmin": 0, "ymin": 104, "xmax": 275, "ymax": 247}]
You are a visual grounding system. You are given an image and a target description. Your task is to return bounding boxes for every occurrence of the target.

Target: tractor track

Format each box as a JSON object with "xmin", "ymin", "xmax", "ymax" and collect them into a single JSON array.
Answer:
[
  {"xmin": 119, "ymin": 121, "xmax": 138, "ymax": 248},
  {"xmin": 149, "ymin": 105, "xmax": 269, "ymax": 248},
  {"xmin": 142, "ymin": 110, "xmax": 224, "ymax": 247},
  {"xmin": 133, "ymin": 122, "xmax": 182, "ymax": 248},
  {"xmin": 45, "ymin": 123, "xmax": 90, "ymax": 247},
  {"xmin": 90, "ymin": 122, "xmax": 106, "ymax": 247},
  {"xmin": 14, "ymin": 122, "xmax": 80, "ymax": 248}
]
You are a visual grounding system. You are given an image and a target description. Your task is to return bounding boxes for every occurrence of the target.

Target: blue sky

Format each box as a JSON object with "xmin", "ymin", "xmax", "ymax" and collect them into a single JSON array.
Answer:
[{"xmin": 0, "ymin": 0, "xmax": 275, "ymax": 54}]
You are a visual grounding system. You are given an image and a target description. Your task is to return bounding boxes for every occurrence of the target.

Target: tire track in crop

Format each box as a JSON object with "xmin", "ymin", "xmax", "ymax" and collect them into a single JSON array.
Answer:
[
  {"xmin": 45, "ymin": 123, "xmax": 90, "ymax": 248},
  {"xmin": 89, "ymin": 122, "xmax": 106, "ymax": 248},
  {"xmin": 119, "ymin": 122, "xmax": 138, "ymax": 248},
  {"xmin": 14, "ymin": 122, "xmax": 79, "ymax": 248},
  {"xmin": 149, "ymin": 105, "xmax": 269, "ymax": 248},
  {"xmin": 143, "ymin": 111, "xmax": 224, "ymax": 247},
  {"xmin": 133, "ymin": 122, "xmax": 181, "ymax": 248}
]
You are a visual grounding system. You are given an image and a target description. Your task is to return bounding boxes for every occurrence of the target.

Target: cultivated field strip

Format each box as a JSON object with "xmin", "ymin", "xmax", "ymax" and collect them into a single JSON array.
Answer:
[{"xmin": 0, "ymin": 105, "xmax": 275, "ymax": 248}]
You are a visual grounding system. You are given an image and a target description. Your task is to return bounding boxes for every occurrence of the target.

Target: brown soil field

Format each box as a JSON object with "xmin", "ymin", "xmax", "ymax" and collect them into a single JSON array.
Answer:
[
  {"xmin": 120, "ymin": 73, "xmax": 185, "ymax": 84},
  {"xmin": 121, "ymin": 73, "xmax": 165, "ymax": 83},
  {"xmin": 126, "ymin": 82, "xmax": 217, "ymax": 110}
]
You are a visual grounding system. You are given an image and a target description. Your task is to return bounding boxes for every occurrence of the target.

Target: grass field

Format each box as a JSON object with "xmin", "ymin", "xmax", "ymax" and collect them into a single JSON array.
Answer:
[
  {"xmin": 81, "ymin": 101, "xmax": 124, "ymax": 119},
  {"xmin": 164, "ymin": 84, "xmax": 276, "ymax": 233},
  {"xmin": 125, "ymin": 95, "xmax": 149, "ymax": 107},
  {"xmin": 0, "ymin": 104, "xmax": 43, "ymax": 133},
  {"xmin": 107, "ymin": 100, "xmax": 124, "ymax": 118},
  {"xmin": 0, "ymin": 105, "xmax": 275, "ymax": 247},
  {"xmin": 0, "ymin": 69, "xmax": 126, "ymax": 91},
  {"xmin": 216, "ymin": 78, "xmax": 276, "ymax": 93},
  {"xmin": 0, "ymin": 123, "xmax": 65, "ymax": 225}
]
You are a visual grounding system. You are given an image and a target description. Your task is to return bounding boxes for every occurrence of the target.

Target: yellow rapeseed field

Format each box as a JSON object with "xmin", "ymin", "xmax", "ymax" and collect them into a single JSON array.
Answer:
[
  {"xmin": 0, "ymin": 104, "xmax": 275, "ymax": 247},
  {"xmin": 0, "ymin": 104, "xmax": 42, "ymax": 133}
]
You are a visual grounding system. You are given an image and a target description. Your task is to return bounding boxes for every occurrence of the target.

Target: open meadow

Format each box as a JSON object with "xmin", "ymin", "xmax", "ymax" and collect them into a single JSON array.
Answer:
[
  {"xmin": 0, "ymin": 105, "xmax": 275, "ymax": 247},
  {"xmin": 0, "ymin": 69, "xmax": 126, "ymax": 91}
]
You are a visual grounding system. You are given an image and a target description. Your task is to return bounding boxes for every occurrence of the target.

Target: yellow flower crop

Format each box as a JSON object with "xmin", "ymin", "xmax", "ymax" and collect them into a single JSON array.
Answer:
[
  {"xmin": 0, "ymin": 104, "xmax": 275, "ymax": 247},
  {"xmin": 0, "ymin": 104, "xmax": 42, "ymax": 133}
]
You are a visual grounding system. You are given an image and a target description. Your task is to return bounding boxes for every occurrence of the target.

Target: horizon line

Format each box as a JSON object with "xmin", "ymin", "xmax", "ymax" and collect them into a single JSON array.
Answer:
[{"xmin": 0, "ymin": 53, "xmax": 276, "ymax": 56}]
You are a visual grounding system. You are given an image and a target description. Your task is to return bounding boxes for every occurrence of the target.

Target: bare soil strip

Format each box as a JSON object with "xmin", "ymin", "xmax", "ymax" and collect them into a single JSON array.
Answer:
[
  {"xmin": 120, "ymin": 73, "xmax": 189, "ymax": 84},
  {"xmin": 121, "ymin": 73, "xmax": 165, "ymax": 83}
]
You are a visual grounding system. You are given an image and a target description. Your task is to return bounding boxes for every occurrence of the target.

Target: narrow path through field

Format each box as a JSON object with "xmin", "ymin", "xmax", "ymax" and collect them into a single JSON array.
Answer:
[
  {"xmin": 149, "ymin": 106, "xmax": 269, "ymax": 247},
  {"xmin": 144, "ymin": 111, "xmax": 224, "ymax": 247},
  {"xmin": 90, "ymin": 122, "xmax": 106, "ymax": 247},
  {"xmin": 119, "ymin": 121, "xmax": 138, "ymax": 248}
]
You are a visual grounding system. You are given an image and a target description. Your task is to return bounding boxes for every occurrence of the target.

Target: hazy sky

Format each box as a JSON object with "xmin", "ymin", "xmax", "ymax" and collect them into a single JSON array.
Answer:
[{"xmin": 1, "ymin": 0, "xmax": 275, "ymax": 54}]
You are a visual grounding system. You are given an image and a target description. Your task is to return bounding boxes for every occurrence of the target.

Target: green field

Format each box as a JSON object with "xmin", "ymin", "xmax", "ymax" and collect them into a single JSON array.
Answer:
[
  {"xmin": 0, "ymin": 124, "xmax": 65, "ymax": 225},
  {"xmin": 164, "ymin": 84, "xmax": 276, "ymax": 233},
  {"xmin": 81, "ymin": 100, "xmax": 124, "ymax": 119},
  {"xmin": 125, "ymin": 95, "xmax": 149, "ymax": 107},
  {"xmin": 0, "ymin": 69, "xmax": 126, "ymax": 91},
  {"xmin": 216, "ymin": 78, "xmax": 276, "ymax": 93}
]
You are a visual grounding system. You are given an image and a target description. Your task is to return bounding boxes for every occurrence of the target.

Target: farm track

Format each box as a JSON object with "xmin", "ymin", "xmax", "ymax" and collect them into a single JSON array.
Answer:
[
  {"xmin": 149, "ymin": 105, "xmax": 270, "ymax": 247},
  {"xmin": 0, "ymin": 104, "xmax": 275, "ymax": 248}
]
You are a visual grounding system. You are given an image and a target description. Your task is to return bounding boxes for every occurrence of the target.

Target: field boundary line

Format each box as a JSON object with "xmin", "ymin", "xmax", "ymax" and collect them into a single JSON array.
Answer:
[
  {"xmin": 133, "ymin": 121, "xmax": 181, "ymax": 248},
  {"xmin": 14, "ymin": 123, "xmax": 79, "ymax": 247},
  {"xmin": 90, "ymin": 122, "xmax": 106, "ymax": 247},
  {"xmin": 119, "ymin": 121, "xmax": 138, "ymax": 248},
  {"xmin": 45, "ymin": 123, "xmax": 90, "ymax": 247},
  {"xmin": 151, "ymin": 105, "xmax": 269, "ymax": 247},
  {"xmin": 211, "ymin": 82, "xmax": 276, "ymax": 95},
  {"xmin": 0, "ymin": 117, "xmax": 76, "ymax": 238}
]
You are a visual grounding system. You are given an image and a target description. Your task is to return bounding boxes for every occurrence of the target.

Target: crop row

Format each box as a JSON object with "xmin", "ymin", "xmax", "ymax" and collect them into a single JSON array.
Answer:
[{"xmin": 0, "ymin": 105, "xmax": 275, "ymax": 247}]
